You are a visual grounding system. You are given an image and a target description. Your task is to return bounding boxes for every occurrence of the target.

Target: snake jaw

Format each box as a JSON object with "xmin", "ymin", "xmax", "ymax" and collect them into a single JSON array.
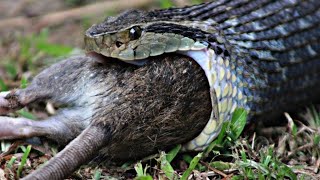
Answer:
[{"xmin": 85, "ymin": 30, "xmax": 209, "ymax": 63}]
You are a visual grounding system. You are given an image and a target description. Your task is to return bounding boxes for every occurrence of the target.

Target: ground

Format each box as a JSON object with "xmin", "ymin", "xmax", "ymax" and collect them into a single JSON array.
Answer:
[{"xmin": 0, "ymin": 0, "xmax": 319, "ymax": 179}]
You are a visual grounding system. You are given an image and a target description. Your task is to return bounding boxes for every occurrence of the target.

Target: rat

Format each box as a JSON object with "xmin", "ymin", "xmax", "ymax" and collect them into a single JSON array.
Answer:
[{"xmin": 0, "ymin": 53, "xmax": 212, "ymax": 179}]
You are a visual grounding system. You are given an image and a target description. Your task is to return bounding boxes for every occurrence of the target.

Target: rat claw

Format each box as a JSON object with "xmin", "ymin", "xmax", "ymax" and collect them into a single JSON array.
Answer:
[
  {"xmin": 0, "ymin": 91, "xmax": 11, "ymax": 115},
  {"xmin": 0, "ymin": 90, "xmax": 29, "ymax": 115}
]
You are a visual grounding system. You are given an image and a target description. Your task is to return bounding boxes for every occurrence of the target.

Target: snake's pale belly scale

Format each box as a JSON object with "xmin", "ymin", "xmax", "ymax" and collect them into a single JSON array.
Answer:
[
  {"xmin": 179, "ymin": 49, "xmax": 246, "ymax": 150},
  {"xmin": 85, "ymin": 0, "xmax": 320, "ymax": 150}
]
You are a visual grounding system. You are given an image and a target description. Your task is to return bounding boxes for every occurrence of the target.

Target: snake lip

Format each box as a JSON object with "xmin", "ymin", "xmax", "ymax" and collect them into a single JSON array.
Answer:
[
  {"xmin": 86, "ymin": 51, "xmax": 111, "ymax": 63},
  {"xmin": 85, "ymin": 51, "xmax": 139, "ymax": 65},
  {"xmin": 86, "ymin": 51, "xmax": 104, "ymax": 58}
]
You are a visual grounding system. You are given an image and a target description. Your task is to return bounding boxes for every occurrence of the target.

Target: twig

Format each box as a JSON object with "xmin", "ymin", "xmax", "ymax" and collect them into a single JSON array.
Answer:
[
  {"xmin": 314, "ymin": 156, "xmax": 320, "ymax": 173},
  {"xmin": 0, "ymin": 0, "xmax": 153, "ymax": 31},
  {"xmin": 293, "ymin": 168, "xmax": 320, "ymax": 178},
  {"xmin": 287, "ymin": 142, "xmax": 314, "ymax": 158},
  {"xmin": 200, "ymin": 161, "xmax": 230, "ymax": 178}
]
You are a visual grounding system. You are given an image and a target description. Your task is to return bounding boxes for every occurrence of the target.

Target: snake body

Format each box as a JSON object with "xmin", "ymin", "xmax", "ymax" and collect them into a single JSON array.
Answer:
[{"xmin": 85, "ymin": 0, "xmax": 320, "ymax": 150}]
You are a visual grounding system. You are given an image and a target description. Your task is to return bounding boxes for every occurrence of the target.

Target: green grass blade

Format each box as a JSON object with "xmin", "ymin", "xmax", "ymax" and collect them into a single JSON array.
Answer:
[
  {"xmin": 36, "ymin": 42, "xmax": 73, "ymax": 57},
  {"xmin": 230, "ymin": 108, "xmax": 247, "ymax": 140},
  {"xmin": 278, "ymin": 163, "xmax": 297, "ymax": 180},
  {"xmin": 314, "ymin": 135, "xmax": 320, "ymax": 145},
  {"xmin": 6, "ymin": 156, "xmax": 17, "ymax": 169},
  {"xmin": 17, "ymin": 145, "xmax": 32, "ymax": 177},
  {"xmin": 203, "ymin": 121, "xmax": 228, "ymax": 157},
  {"xmin": 190, "ymin": 0, "xmax": 204, "ymax": 5},
  {"xmin": 181, "ymin": 152, "xmax": 203, "ymax": 180},
  {"xmin": 263, "ymin": 155, "xmax": 271, "ymax": 166},
  {"xmin": 159, "ymin": 152, "xmax": 177, "ymax": 180},
  {"xmin": 160, "ymin": 0, "xmax": 174, "ymax": 8},
  {"xmin": 20, "ymin": 77, "xmax": 28, "ymax": 89},
  {"xmin": 134, "ymin": 162, "xmax": 144, "ymax": 177},
  {"xmin": 209, "ymin": 161, "xmax": 233, "ymax": 171},
  {"xmin": 166, "ymin": 144, "xmax": 181, "ymax": 163},
  {"xmin": 0, "ymin": 78, "xmax": 8, "ymax": 91},
  {"xmin": 93, "ymin": 169, "xmax": 101, "ymax": 180},
  {"xmin": 134, "ymin": 176, "xmax": 153, "ymax": 180},
  {"xmin": 134, "ymin": 162, "xmax": 152, "ymax": 180},
  {"xmin": 5, "ymin": 63, "xmax": 17, "ymax": 79},
  {"xmin": 1, "ymin": 141, "xmax": 11, "ymax": 152},
  {"xmin": 17, "ymin": 109, "xmax": 36, "ymax": 120}
]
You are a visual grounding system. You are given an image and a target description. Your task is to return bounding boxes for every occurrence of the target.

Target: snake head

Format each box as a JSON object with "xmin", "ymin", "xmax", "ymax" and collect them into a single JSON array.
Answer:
[{"xmin": 84, "ymin": 10, "xmax": 225, "ymax": 62}]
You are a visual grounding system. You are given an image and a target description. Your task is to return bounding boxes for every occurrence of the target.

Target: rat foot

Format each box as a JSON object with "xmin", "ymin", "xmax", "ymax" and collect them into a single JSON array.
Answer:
[
  {"xmin": 0, "ymin": 106, "xmax": 91, "ymax": 145},
  {"xmin": 0, "ymin": 116, "xmax": 53, "ymax": 140}
]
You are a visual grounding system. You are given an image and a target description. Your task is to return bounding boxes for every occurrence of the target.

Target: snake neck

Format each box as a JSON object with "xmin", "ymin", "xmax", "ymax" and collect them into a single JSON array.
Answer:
[
  {"xmin": 179, "ymin": 48, "xmax": 250, "ymax": 150},
  {"xmin": 177, "ymin": 0, "xmax": 320, "ymax": 118}
]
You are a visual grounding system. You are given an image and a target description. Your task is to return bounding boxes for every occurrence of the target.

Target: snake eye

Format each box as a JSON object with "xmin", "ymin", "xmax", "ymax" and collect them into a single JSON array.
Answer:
[
  {"xmin": 116, "ymin": 41, "xmax": 123, "ymax": 48},
  {"xmin": 129, "ymin": 26, "xmax": 142, "ymax": 40}
]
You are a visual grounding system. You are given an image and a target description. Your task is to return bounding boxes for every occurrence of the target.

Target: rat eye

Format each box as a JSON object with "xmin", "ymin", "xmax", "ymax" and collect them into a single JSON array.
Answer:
[
  {"xmin": 129, "ymin": 26, "xmax": 142, "ymax": 40},
  {"xmin": 116, "ymin": 41, "xmax": 123, "ymax": 48}
]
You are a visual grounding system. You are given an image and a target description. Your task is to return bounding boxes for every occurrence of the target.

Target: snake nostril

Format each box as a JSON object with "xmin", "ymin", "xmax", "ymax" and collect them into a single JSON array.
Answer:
[{"xmin": 116, "ymin": 41, "xmax": 123, "ymax": 48}]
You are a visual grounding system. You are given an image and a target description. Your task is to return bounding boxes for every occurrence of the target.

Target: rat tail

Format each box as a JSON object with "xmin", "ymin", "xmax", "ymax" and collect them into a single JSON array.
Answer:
[{"xmin": 22, "ymin": 125, "xmax": 111, "ymax": 180}]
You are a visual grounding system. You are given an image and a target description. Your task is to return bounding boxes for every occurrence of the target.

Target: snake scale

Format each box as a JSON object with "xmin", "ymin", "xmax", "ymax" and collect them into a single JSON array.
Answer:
[{"xmin": 85, "ymin": 0, "xmax": 320, "ymax": 150}]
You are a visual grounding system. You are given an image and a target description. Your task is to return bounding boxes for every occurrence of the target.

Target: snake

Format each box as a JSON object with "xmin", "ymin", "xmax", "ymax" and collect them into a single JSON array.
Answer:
[{"xmin": 84, "ymin": 0, "xmax": 320, "ymax": 151}]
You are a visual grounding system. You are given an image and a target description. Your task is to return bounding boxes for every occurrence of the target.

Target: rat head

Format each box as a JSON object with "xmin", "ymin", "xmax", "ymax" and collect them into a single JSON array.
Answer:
[{"xmin": 84, "ymin": 9, "xmax": 219, "ymax": 61}]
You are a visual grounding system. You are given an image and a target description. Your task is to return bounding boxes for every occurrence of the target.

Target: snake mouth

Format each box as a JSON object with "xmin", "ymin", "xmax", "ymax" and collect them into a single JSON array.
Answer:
[
  {"xmin": 86, "ymin": 51, "xmax": 108, "ymax": 60},
  {"xmin": 86, "ymin": 50, "xmax": 149, "ymax": 66}
]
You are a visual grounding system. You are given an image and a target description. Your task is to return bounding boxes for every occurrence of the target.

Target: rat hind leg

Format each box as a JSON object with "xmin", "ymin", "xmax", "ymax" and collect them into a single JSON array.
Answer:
[
  {"xmin": 0, "ymin": 90, "xmax": 90, "ymax": 144},
  {"xmin": 0, "ymin": 83, "xmax": 90, "ymax": 144},
  {"xmin": 0, "ymin": 111, "xmax": 87, "ymax": 145}
]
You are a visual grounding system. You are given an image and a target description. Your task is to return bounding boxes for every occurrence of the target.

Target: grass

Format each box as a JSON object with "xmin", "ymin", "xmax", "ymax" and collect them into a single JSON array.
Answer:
[
  {"xmin": 0, "ymin": 78, "xmax": 8, "ymax": 91},
  {"xmin": 93, "ymin": 168, "xmax": 102, "ymax": 180},
  {"xmin": 159, "ymin": 0, "xmax": 175, "ymax": 8},
  {"xmin": 134, "ymin": 162, "xmax": 153, "ymax": 180},
  {"xmin": 124, "ymin": 107, "xmax": 320, "ymax": 179},
  {"xmin": 17, "ymin": 145, "xmax": 32, "ymax": 178},
  {"xmin": 132, "ymin": 108, "xmax": 249, "ymax": 179}
]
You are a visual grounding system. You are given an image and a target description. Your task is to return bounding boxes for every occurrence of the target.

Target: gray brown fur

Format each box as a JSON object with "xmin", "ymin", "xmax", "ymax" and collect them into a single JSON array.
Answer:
[{"xmin": 0, "ymin": 54, "xmax": 211, "ymax": 179}]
